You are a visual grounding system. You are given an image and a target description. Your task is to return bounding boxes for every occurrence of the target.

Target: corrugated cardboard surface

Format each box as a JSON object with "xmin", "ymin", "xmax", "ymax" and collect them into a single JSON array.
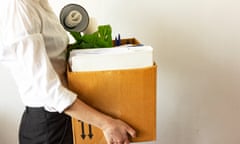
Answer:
[{"xmin": 67, "ymin": 64, "xmax": 157, "ymax": 144}]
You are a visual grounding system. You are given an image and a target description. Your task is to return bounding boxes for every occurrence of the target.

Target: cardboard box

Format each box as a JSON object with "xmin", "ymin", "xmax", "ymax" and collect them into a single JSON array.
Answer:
[
  {"xmin": 67, "ymin": 65, "xmax": 156, "ymax": 144},
  {"xmin": 67, "ymin": 38, "xmax": 156, "ymax": 143}
]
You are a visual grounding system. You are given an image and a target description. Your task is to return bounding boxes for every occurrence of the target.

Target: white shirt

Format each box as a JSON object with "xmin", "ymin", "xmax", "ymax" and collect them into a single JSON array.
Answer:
[{"xmin": 0, "ymin": 0, "xmax": 77, "ymax": 113}]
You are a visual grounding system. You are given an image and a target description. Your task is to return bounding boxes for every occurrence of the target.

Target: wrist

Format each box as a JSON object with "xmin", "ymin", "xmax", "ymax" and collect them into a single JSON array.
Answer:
[{"xmin": 98, "ymin": 115, "xmax": 114, "ymax": 130}]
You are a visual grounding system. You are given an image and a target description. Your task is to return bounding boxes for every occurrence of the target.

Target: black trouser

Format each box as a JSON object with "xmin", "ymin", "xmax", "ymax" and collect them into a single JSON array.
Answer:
[{"xmin": 19, "ymin": 107, "xmax": 73, "ymax": 144}]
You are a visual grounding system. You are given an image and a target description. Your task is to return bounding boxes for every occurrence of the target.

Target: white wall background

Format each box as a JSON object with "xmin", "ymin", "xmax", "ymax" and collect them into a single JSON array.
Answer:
[{"xmin": 1, "ymin": 0, "xmax": 240, "ymax": 144}]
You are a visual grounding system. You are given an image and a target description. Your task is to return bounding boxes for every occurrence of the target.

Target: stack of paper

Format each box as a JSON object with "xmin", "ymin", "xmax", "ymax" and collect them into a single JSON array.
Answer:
[{"xmin": 69, "ymin": 46, "xmax": 153, "ymax": 72}]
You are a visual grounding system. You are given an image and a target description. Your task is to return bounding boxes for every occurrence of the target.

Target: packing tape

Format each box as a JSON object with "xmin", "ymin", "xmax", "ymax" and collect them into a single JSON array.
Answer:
[{"xmin": 60, "ymin": 4, "xmax": 89, "ymax": 32}]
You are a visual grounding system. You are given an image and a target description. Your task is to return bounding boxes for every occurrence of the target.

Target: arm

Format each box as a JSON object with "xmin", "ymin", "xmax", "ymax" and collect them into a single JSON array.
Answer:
[{"xmin": 64, "ymin": 98, "xmax": 136, "ymax": 144}]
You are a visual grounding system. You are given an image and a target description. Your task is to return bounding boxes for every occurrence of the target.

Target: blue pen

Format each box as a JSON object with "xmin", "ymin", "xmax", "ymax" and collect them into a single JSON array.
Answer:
[{"xmin": 117, "ymin": 33, "xmax": 121, "ymax": 46}]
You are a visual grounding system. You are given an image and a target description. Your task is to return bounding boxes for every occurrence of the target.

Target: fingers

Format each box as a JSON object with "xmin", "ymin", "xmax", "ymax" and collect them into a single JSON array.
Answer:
[
  {"xmin": 107, "ymin": 139, "xmax": 130, "ymax": 144},
  {"xmin": 107, "ymin": 139, "xmax": 129, "ymax": 144},
  {"xmin": 106, "ymin": 135, "xmax": 130, "ymax": 144},
  {"xmin": 126, "ymin": 126, "xmax": 136, "ymax": 138},
  {"xmin": 117, "ymin": 119, "xmax": 136, "ymax": 138},
  {"xmin": 110, "ymin": 136, "xmax": 131, "ymax": 144},
  {"xmin": 123, "ymin": 139, "xmax": 130, "ymax": 144},
  {"xmin": 103, "ymin": 118, "xmax": 136, "ymax": 144}
]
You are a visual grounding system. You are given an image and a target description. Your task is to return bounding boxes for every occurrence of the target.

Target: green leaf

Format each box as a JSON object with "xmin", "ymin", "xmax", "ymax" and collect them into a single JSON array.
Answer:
[
  {"xmin": 67, "ymin": 25, "xmax": 113, "ymax": 59},
  {"xmin": 70, "ymin": 31, "xmax": 82, "ymax": 42}
]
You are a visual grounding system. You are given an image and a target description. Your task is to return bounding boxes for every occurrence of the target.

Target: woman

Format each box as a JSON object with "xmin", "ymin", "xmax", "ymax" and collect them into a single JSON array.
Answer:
[{"xmin": 0, "ymin": 0, "xmax": 136, "ymax": 144}]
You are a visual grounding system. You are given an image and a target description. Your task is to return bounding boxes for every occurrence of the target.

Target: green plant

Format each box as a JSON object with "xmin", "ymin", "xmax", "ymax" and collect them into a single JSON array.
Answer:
[{"xmin": 67, "ymin": 25, "xmax": 113, "ymax": 59}]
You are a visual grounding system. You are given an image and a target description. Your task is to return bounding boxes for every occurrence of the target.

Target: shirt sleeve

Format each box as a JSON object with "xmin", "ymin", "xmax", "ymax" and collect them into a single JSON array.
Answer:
[
  {"xmin": 0, "ymin": 0, "xmax": 77, "ymax": 113},
  {"xmin": 25, "ymin": 34, "xmax": 76, "ymax": 112},
  {"xmin": 16, "ymin": 33, "xmax": 77, "ymax": 113}
]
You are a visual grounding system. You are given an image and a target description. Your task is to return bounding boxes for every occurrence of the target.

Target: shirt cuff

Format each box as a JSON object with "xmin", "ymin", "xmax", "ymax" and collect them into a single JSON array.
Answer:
[{"xmin": 47, "ymin": 87, "xmax": 77, "ymax": 113}]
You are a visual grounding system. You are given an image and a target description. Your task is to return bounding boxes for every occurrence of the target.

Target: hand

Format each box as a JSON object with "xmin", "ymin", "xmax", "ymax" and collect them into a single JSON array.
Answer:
[
  {"xmin": 102, "ymin": 118, "xmax": 136, "ymax": 144},
  {"xmin": 64, "ymin": 99, "xmax": 136, "ymax": 143}
]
